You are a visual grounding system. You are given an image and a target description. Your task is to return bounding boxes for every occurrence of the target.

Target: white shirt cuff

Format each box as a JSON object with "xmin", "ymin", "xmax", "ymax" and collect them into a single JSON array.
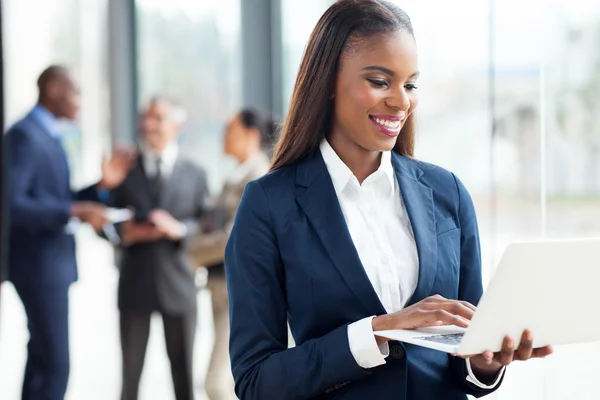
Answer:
[
  {"xmin": 347, "ymin": 316, "xmax": 389, "ymax": 369},
  {"xmin": 178, "ymin": 222, "xmax": 188, "ymax": 238},
  {"xmin": 465, "ymin": 358, "xmax": 505, "ymax": 389}
]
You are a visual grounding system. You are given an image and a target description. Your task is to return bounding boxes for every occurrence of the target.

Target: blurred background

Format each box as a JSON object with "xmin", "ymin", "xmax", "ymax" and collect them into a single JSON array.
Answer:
[{"xmin": 1, "ymin": 0, "xmax": 600, "ymax": 399}]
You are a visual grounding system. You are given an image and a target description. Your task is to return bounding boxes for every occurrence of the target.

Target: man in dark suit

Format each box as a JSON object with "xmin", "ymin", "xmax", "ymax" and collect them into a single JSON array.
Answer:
[
  {"xmin": 109, "ymin": 96, "xmax": 210, "ymax": 400},
  {"xmin": 5, "ymin": 65, "xmax": 134, "ymax": 400}
]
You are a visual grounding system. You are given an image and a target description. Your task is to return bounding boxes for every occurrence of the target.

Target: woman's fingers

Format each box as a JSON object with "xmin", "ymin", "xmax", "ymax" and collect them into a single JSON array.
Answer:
[
  {"xmin": 469, "ymin": 331, "xmax": 553, "ymax": 367},
  {"xmin": 392, "ymin": 296, "xmax": 477, "ymax": 329},
  {"xmin": 428, "ymin": 309, "xmax": 470, "ymax": 328},
  {"xmin": 423, "ymin": 297, "xmax": 475, "ymax": 321},
  {"xmin": 532, "ymin": 346, "xmax": 554, "ymax": 358},
  {"xmin": 515, "ymin": 329, "xmax": 534, "ymax": 360},
  {"xmin": 495, "ymin": 336, "xmax": 514, "ymax": 365},
  {"xmin": 442, "ymin": 301, "xmax": 475, "ymax": 321},
  {"xmin": 512, "ymin": 330, "xmax": 553, "ymax": 361},
  {"xmin": 459, "ymin": 300, "xmax": 477, "ymax": 312}
]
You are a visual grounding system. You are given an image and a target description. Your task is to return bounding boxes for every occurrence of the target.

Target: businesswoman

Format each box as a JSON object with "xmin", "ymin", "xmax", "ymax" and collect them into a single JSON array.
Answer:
[{"xmin": 225, "ymin": 1, "xmax": 552, "ymax": 399}]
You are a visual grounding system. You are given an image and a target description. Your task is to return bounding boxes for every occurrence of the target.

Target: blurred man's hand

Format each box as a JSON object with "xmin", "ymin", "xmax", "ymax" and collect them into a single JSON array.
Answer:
[
  {"xmin": 71, "ymin": 202, "xmax": 109, "ymax": 231},
  {"xmin": 120, "ymin": 220, "xmax": 163, "ymax": 245},
  {"xmin": 98, "ymin": 147, "xmax": 137, "ymax": 190},
  {"xmin": 148, "ymin": 209, "xmax": 186, "ymax": 240}
]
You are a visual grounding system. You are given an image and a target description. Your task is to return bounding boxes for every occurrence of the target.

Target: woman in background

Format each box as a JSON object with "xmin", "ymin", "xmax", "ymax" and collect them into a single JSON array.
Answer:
[{"xmin": 188, "ymin": 108, "xmax": 276, "ymax": 400}]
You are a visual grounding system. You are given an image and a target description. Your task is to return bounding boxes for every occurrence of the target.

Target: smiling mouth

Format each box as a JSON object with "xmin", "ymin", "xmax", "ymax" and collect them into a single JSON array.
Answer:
[{"xmin": 369, "ymin": 115, "xmax": 404, "ymax": 137}]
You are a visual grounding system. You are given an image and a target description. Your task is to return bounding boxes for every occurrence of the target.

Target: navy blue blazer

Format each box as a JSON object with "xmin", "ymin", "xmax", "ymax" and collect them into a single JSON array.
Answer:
[
  {"xmin": 225, "ymin": 149, "xmax": 501, "ymax": 400},
  {"xmin": 5, "ymin": 112, "xmax": 100, "ymax": 287}
]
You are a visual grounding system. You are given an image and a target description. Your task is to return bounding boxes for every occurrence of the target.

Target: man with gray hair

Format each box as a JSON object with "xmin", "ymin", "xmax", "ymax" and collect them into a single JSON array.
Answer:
[{"xmin": 106, "ymin": 96, "xmax": 210, "ymax": 400}]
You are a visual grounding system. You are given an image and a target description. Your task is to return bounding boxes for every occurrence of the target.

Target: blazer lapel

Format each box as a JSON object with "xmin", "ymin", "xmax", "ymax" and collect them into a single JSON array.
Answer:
[
  {"xmin": 157, "ymin": 158, "xmax": 183, "ymax": 209},
  {"xmin": 123, "ymin": 161, "xmax": 155, "ymax": 216},
  {"xmin": 392, "ymin": 154, "xmax": 438, "ymax": 306},
  {"xmin": 295, "ymin": 151, "xmax": 386, "ymax": 316},
  {"xmin": 134, "ymin": 156, "xmax": 155, "ymax": 199}
]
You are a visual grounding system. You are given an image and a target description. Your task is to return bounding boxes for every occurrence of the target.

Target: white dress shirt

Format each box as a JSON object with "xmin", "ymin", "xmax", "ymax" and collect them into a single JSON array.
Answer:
[
  {"xmin": 141, "ymin": 141, "xmax": 179, "ymax": 179},
  {"xmin": 319, "ymin": 140, "xmax": 503, "ymax": 389},
  {"xmin": 141, "ymin": 141, "xmax": 187, "ymax": 236},
  {"xmin": 227, "ymin": 152, "xmax": 271, "ymax": 185}
]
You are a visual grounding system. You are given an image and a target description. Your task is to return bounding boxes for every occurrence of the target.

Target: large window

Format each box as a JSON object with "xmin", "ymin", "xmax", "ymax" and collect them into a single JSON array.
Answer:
[
  {"xmin": 281, "ymin": 0, "xmax": 333, "ymax": 112},
  {"xmin": 2, "ymin": 0, "xmax": 110, "ymax": 187},
  {"xmin": 136, "ymin": 0, "xmax": 242, "ymax": 193},
  {"xmin": 545, "ymin": 1, "xmax": 600, "ymax": 239}
]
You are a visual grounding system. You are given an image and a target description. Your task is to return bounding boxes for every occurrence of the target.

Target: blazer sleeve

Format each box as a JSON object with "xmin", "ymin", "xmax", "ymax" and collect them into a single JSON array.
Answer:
[
  {"xmin": 225, "ymin": 181, "xmax": 371, "ymax": 400},
  {"xmin": 6, "ymin": 128, "xmax": 71, "ymax": 233},
  {"xmin": 187, "ymin": 228, "xmax": 229, "ymax": 267},
  {"xmin": 190, "ymin": 168, "xmax": 269, "ymax": 267},
  {"xmin": 74, "ymin": 184, "xmax": 104, "ymax": 203},
  {"xmin": 447, "ymin": 173, "xmax": 504, "ymax": 397},
  {"xmin": 188, "ymin": 193, "xmax": 239, "ymax": 267},
  {"xmin": 179, "ymin": 167, "xmax": 210, "ymax": 242}
]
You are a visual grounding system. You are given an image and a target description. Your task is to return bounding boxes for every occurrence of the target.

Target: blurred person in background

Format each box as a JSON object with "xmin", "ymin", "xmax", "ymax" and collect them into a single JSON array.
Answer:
[
  {"xmin": 4, "ymin": 65, "xmax": 134, "ymax": 400},
  {"xmin": 107, "ymin": 96, "xmax": 210, "ymax": 400},
  {"xmin": 224, "ymin": 1, "xmax": 553, "ymax": 399},
  {"xmin": 187, "ymin": 108, "xmax": 276, "ymax": 400}
]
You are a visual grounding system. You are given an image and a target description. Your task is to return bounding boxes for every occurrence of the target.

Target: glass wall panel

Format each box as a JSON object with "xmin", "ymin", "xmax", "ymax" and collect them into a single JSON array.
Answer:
[
  {"xmin": 281, "ymin": 0, "xmax": 333, "ymax": 112},
  {"xmin": 539, "ymin": 2, "xmax": 600, "ymax": 400},
  {"xmin": 545, "ymin": 1, "xmax": 600, "ymax": 238},
  {"xmin": 136, "ymin": 0, "xmax": 242, "ymax": 192},
  {"xmin": 3, "ymin": 0, "xmax": 110, "ymax": 187}
]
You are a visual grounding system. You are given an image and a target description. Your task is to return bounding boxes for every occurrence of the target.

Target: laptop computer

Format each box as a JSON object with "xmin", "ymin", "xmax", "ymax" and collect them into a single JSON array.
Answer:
[{"xmin": 374, "ymin": 237, "xmax": 600, "ymax": 356}]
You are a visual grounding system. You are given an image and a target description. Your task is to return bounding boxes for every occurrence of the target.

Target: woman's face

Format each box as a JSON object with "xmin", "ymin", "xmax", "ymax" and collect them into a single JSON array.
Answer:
[
  {"xmin": 224, "ymin": 114, "xmax": 246, "ymax": 157},
  {"xmin": 331, "ymin": 30, "xmax": 419, "ymax": 154}
]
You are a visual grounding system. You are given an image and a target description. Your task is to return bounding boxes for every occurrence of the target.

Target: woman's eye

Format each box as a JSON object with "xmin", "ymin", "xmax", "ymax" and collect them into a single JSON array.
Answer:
[
  {"xmin": 405, "ymin": 83, "xmax": 419, "ymax": 91},
  {"xmin": 367, "ymin": 79, "xmax": 389, "ymax": 88}
]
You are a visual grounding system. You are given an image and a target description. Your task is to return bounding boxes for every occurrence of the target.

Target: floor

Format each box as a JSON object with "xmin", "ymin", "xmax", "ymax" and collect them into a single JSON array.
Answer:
[{"xmin": 0, "ymin": 230, "xmax": 213, "ymax": 400}]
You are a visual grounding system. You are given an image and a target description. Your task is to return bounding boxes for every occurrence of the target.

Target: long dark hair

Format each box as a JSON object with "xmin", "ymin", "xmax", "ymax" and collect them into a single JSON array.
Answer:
[
  {"xmin": 270, "ymin": 0, "xmax": 415, "ymax": 171},
  {"xmin": 238, "ymin": 108, "xmax": 280, "ymax": 153}
]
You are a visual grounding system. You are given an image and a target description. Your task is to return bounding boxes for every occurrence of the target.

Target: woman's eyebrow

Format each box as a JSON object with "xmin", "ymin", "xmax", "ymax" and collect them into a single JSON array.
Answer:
[
  {"xmin": 361, "ymin": 65, "xmax": 395, "ymax": 76},
  {"xmin": 360, "ymin": 66, "xmax": 420, "ymax": 79}
]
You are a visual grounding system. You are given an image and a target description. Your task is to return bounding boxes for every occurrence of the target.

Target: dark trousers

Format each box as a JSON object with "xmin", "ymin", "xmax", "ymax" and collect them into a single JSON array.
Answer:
[
  {"xmin": 120, "ymin": 309, "xmax": 196, "ymax": 400},
  {"xmin": 13, "ymin": 283, "xmax": 71, "ymax": 400}
]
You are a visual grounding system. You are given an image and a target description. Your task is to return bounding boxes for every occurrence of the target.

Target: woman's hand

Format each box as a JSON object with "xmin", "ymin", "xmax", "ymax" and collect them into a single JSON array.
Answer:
[
  {"xmin": 372, "ymin": 294, "xmax": 476, "ymax": 345},
  {"xmin": 467, "ymin": 329, "xmax": 554, "ymax": 380}
]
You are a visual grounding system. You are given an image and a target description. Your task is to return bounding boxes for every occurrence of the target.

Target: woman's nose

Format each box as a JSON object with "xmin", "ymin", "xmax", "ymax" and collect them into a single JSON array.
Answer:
[{"xmin": 385, "ymin": 87, "xmax": 410, "ymax": 112}]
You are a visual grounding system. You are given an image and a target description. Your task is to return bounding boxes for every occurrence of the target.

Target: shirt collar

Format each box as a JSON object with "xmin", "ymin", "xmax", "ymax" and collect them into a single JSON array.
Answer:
[
  {"xmin": 141, "ymin": 141, "xmax": 179, "ymax": 167},
  {"xmin": 319, "ymin": 139, "xmax": 396, "ymax": 196},
  {"xmin": 228, "ymin": 152, "xmax": 269, "ymax": 184},
  {"xmin": 30, "ymin": 104, "xmax": 62, "ymax": 138}
]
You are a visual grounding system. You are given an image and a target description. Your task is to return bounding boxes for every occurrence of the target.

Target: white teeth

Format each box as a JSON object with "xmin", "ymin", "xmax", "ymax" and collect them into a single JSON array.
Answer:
[{"xmin": 374, "ymin": 117, "xmax": 400, "ymax": 129}]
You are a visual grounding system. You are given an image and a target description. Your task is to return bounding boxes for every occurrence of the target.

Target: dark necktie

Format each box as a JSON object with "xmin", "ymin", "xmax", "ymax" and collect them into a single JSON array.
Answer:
[{"xmin": 149, "ymin": 156, "xmax": 163, "ymax": 202}]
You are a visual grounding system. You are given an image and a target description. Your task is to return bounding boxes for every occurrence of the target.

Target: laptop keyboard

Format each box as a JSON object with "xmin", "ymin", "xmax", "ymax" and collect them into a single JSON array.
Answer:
[{"xmin": 415, "ymin": 332, "xmax": 465, "ymax": 345}]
